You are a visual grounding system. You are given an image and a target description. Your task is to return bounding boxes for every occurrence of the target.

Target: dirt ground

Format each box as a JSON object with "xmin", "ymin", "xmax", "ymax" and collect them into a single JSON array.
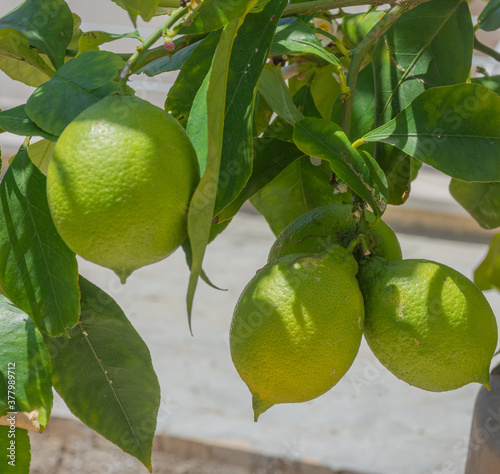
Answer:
[{"xmin": 29, "ymin": 418, "xmax": 349, "ymax": 474}]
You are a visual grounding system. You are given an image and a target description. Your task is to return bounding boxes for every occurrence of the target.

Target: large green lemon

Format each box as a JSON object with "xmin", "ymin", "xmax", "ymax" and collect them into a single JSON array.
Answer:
[
  {"xmin": 47, "ymin": 94, "xmax": 199, "ymax": 282},
  {"xmin": 358, "ymin": 258, "xmax": 498, "ymax": 391},
  {"xmin": 267, "ymin": 204, "xmax": 402, "ymax": 263},
  {"xmin": 230, "ymin": 245, "xmax": 365, "ymax": 420}
]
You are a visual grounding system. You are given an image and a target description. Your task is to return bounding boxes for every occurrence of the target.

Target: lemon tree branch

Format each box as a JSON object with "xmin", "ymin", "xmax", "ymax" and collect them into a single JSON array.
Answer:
[{"xmin": 119, "ymin": 5, "xmax": 189, "ymax": 83}]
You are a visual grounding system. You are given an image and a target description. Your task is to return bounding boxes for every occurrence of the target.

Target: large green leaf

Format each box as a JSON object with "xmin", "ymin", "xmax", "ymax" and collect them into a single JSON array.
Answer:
[
  {"xmin": 186, "ymin": 7, "xmax": 257, "ymax": 324},
  {"xmin": 0, "ymin": 0, "xmax": 73, "ymax": 69},
  {"xmin": 0, "ymin": 29, "xmax": 54, "ymax": 79},
  {"xmin": 478, "ymin": 0, "xmax": 500, "ymax": 31},
  {"xmin": 251, "ymin": 156, "xmax": 348, "ymax": 236},
  {"xmin": 310, "ymin": 64, "xmax": 341, "ymax": 121},
  {"xmin": 450, "ymin": 180, "xmax": 500, "ymax": 230},
  {"xmin": 0, "ymin": 57, "xmax": 50, "ymax": 88},
  {"xmin": 110, "ymin": 0, "xmax": 160, "ymax": 24},
  {"xmin": 0, "ymin": 106, "xmax": 57, "ymax": 142},
  {"xmin": 257, "ymin": 63, "xmax": 303, "ymax": 124},
  {"xmin": 43, "ymin": 277, "xmax": 160, "ymax": 471},
  {"xmin": 25, "ymin": 51, "xmax": 125, "ymax": 137},
  {"xmin": 374, "ymin": 0, "xmax": 472, "ymax": 120},
  {"xmin": 0, "ymin": 144, "xmax": 80, "ymax": 337},
  {"xmin": 475, "ymin": 234, "xmax": 500, "ymax": 291},
  {"xmin": 271, "ymin": 18, "xmax": 340, "ymax": 67},
  {"xmin": 372, "ymin": 0, "xmax": 473, "ymax": 205},
  {"xmin": 0, "ymin": 296, "xmax": 52, "ymax": 430},
  {"xmin": 178, "ymin": 0, "xmax": 253, "ymax": 35},
  {"xmin": 363, "ymin": 84, "xmax": 500, "ymax": 182},
  {"xmin": 166, "ymin": 31, "xmax": 222, "ymax": 125},
  {"xmin": 0, "ymin": 426, "xmax": 30, "ymax": 473},
  {"xmin": 214, "ymin": 0, "xmax": 288, "ymax": 216},
  {"xmin": 293, "ymin": 117, "xmax": 387, "ymax": 216},
  {"xmin": 217, "ymin": 137, "xmax": 305, "ymax": 222}
]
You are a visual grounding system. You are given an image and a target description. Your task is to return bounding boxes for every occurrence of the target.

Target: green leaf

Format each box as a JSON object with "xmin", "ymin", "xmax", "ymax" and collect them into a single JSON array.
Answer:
[
  {"xmin": 111, "ymin": 0, "xmax": 160, "ymax": 24},
  {"xmin": 27, "ymin": 139, "xmax": 55, "ymax": 175},
  {"xmin": 186, "ymin": 12, "xmax": 254, "ymax": 325},
  {"xmin": 372, "ymin": 0, "xmax": 473, "ymax": 204},
  {"xmin": 472, "ymin": 75, "xmax": 500, "ymax": 96},
  {"xmin": 214, "ymin": 0, "xmax": 288, "ymax": 216},
  {"xmin": 363, "ymin": 84, "xmax": 500, "ymax": 182},
  {"xmin": 139, "ymin": 39, "xmax": 203, "ymax": 76},
  {"xmin": 186, "ymin": 73, "xmax": 210, "ymax": 174},
  {"xmin": 0, "ymin": 29, "xmax": 54, "ymax": 79},
  {"xmin": 43, "ymin": 277, "xmax": 160, "ymax": 471},
  {"xmin": 0, "ymin": 296, "xmax": 52, "ymax": 429},
  {"xmin": 475, "ymin": 234, "xmax": 500, "ymax": 291},
  {"xmin": 181, "ymin": 239, "xmax": 226, "ymax": 289},
  {"xmin": 450, "ymin": 180, "xmax": 500, "ymax": 229},
  {"xmin": 217, "ymin": 137, "xmax": 305, "ymax": 222},
  {"xmin": 251, "ymin": 155, "xmax": 349, "ymax": 235},
  {"xmin": 374, "ymin": 0, "xmax": 472, "ymax": 120},
  {"xmin": 166, "ymin": 31, "xmax": 222, "ymax": 124},
  {"xmin": 258, "ymin": 64, "xmax": 303, "ymax": 124},
  {"xmin": 0, "ymin": 0, "xmax": 73, "ymax": 69},
  {"xmin": 478, "ymin": 0, "xmax": 500, "ymax": 31},
  {"xmin": 292, "ymin": 80, "xmax": 322, "ymax": 118},
  {"xmin": 271, "ymin": 18, "xmax": 340, "ymax": 67},
  {"xmin": 25, "ymin": 51, "xmax": 125, "ymax": 137},
  {"xmin": 0, "ymin": 106, "xmax": 57, "ymax": 142},
  {"xmin": 293, "ymin": 117, "xmax": 387, "ymax": 216},
  {"xmin": 254, "ymin": 95, "xmax": 273, "ymax": 136},
  {"xmin": 310, "ymin": 64, "xmax": 341, "ymax": 121},
  {"xmin": 67, "ymin": 13, "xmax": 83, "ymax": 50},
  {"xmin": 0, "ymin": 426, "xmax": 30, "ymax": 473},
  {"xmin": 342, "ymin": 11, "xmax": 382, "ymax": 48},
  {"xmin": 0, "ymin": 57, "xmax": 50, "ymax": 88},
  {"xmin": 78, "ymin": 30, "xmax": 141, "ymax": 54},
  {"xmin": 178, "ymin": 0, "xmax": 252, "ymax": 35},
  {"xmin": 0, "ymin": 144, "xmax": 80, "ymax": 337}
]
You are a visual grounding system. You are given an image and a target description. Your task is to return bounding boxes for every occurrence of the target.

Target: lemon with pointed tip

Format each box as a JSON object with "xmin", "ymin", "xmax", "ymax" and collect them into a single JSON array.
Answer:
[
  {"xmin": 358, "ymin": 258, "xmax": 498, "ymax": 392},
  {"xmin": 230, "ymin": 245, "xmax": 364, "ymax": 420},
  {"xmin": 47, "ymin": 94, "xmax": 199, "ymax": 282},
  {"xmin": 268, "ymin": 204, "xmax": 402, "ymax": 263}
]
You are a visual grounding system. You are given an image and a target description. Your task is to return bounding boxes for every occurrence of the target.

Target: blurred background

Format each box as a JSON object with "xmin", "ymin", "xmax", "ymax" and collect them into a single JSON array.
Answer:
[{"xmin": 1, "ymin": 1, "xmax": 500, "ymax": 473}]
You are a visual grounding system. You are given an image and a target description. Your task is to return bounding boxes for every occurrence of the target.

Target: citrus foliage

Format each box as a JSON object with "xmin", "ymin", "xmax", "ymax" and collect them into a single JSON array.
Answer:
[{"xmin": 0, "ymin": 0, "xmax": 500, "ymax": 471}]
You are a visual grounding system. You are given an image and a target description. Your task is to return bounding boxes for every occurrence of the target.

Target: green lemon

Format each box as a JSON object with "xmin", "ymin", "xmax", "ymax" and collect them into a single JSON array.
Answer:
[
  {"xmin": 267, "ymin": 204, "xmax": 402, "ymax": 263},
  {"xmin": 47, "ymin": 94, "xmax": 199, "ymax": 282},
  {"xmin": 230, "ymin": 245, "xmax": 365, "ymax": 421},
  {"xmin": 358, "ymin": 258, "xmax": 498, "ymax": 392}
]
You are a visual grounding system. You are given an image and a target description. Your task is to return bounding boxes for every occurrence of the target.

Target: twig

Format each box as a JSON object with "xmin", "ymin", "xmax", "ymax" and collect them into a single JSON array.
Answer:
[
  {"xmin": 283, "ymin": 0, "xmax": 399, "ymax": 17},
  {"xmin": 119, "ymin": 5, "xmax": 189, "ymax": 83},
  {"xmin": 474, "ymin": 37, "xmax": 500, "ymax": 63}
]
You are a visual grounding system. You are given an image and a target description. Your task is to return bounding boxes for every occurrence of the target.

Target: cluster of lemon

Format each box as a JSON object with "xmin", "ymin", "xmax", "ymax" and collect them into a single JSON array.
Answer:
[{"xmin": 229, "ymin": 204, "xmax": 499, "ymax": 421}]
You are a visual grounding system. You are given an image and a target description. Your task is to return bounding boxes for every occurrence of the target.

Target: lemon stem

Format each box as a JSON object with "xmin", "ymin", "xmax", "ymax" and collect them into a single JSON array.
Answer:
[{"xmin": 346, "ymin": 236, "xmax": 361, "ymax": 254}]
